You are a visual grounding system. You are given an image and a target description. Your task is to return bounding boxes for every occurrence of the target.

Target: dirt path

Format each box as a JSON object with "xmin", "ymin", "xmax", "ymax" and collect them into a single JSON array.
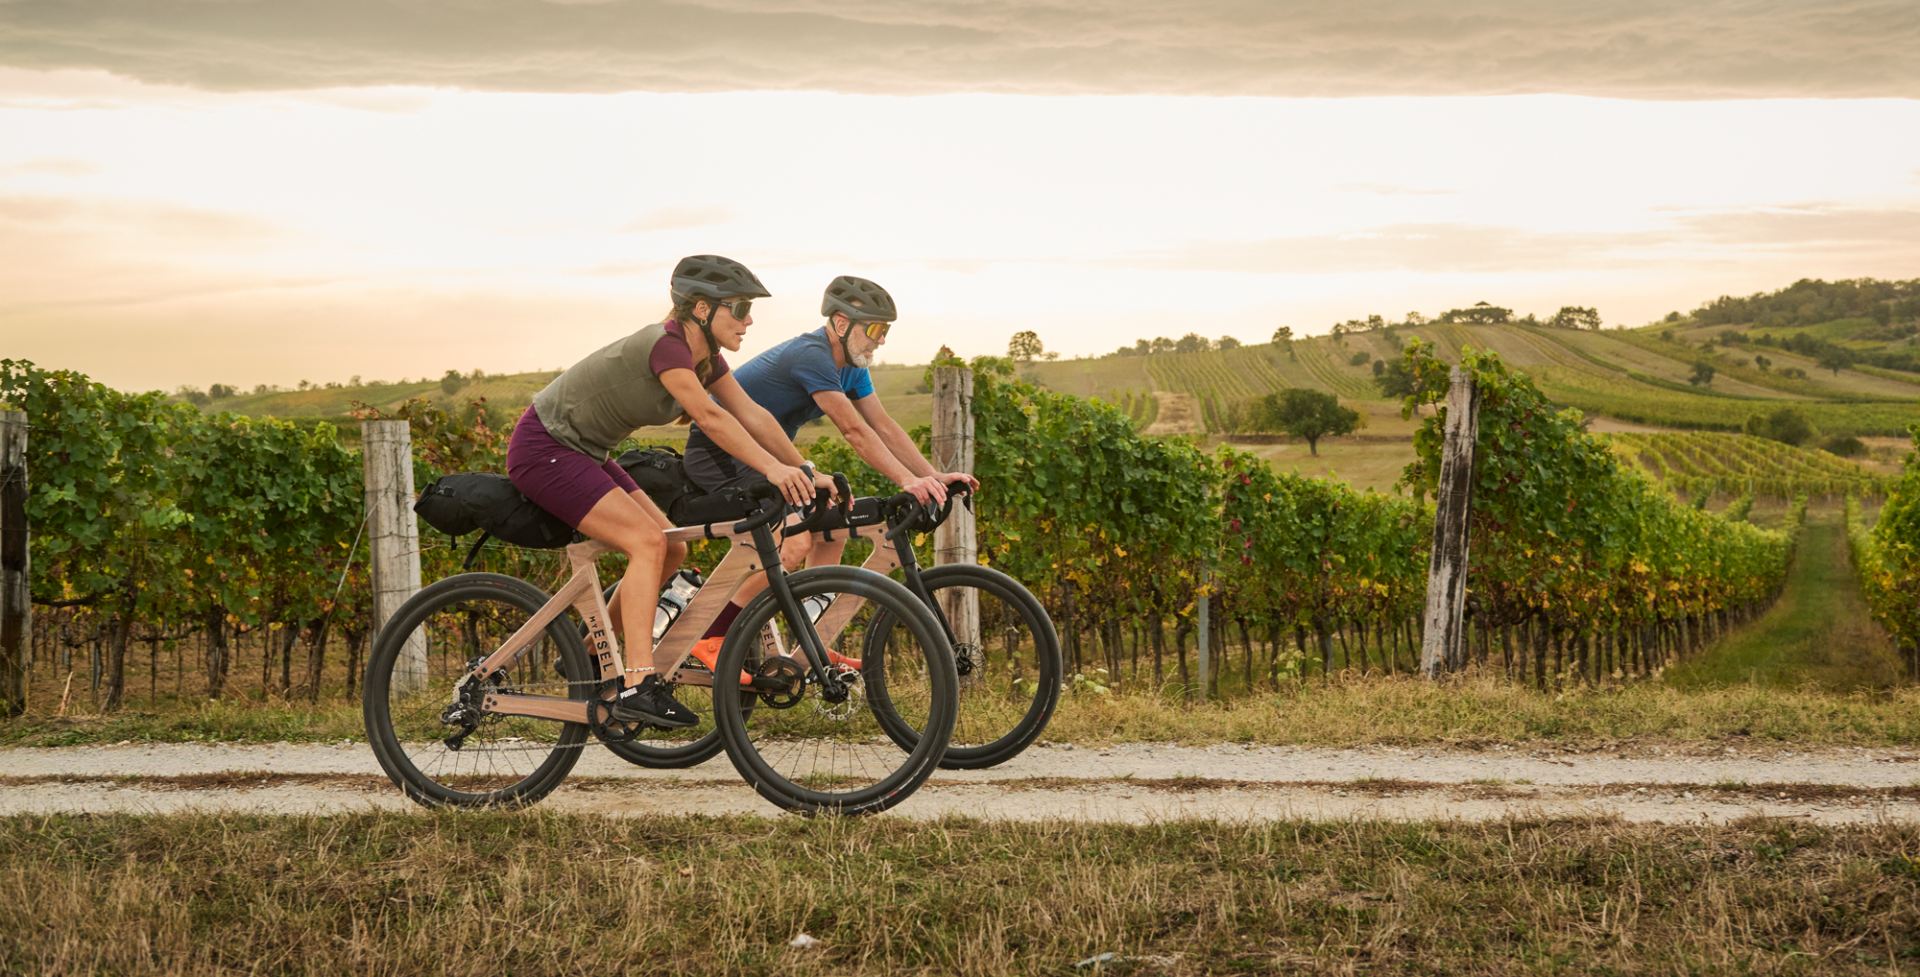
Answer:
[
  {"xmin": 5, "ymin": 742, "xmax": 1916, "ymax": 824},
  {"xmin": 1139, "ymin": 391, "xmax": 1202, "ymax": 435}
]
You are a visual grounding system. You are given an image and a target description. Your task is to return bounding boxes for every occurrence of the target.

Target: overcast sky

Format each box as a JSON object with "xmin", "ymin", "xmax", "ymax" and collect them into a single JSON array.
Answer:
[{"xmin": 3, "ymin": 1, "xmax": 1918, "ymax": 390}]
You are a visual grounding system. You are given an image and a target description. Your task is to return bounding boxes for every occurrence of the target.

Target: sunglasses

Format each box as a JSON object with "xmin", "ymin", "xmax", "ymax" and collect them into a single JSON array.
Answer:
[
  {"xmin": 714, "ymin": 298, "xmax": 753, "ymax": 320},
  {"xmin": 860, "ymin": 320, "xmax": 891, "ymax": 340}
]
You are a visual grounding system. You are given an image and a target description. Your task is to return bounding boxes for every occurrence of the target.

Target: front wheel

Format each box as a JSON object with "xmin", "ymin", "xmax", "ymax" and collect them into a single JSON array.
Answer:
[
  {"xmin": 866, "ymin": 564, "xmax": 1062, "ymax": 769},
  {"xmin": 712, "ymin": 566, "xmax": 956, "ymax": 815}
]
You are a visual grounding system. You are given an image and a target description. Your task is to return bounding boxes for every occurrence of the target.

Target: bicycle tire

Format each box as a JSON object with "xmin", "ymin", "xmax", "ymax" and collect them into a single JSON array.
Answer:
[
  {"xmin": 712, "ymin": 566, "xmax": 956, "ymax": 815},
  {"xmin": 363, "ymin": 572, "xmax": 594, "ymax": 808},
  {"xmin": 865, "ymin": 564, "xmax": 1062, "ymax": 770}
]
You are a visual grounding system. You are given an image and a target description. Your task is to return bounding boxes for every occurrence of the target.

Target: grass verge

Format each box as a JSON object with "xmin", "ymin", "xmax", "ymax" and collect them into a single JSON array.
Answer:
[
  {"xmin": 7, "ymin": 676, "xmax": 1920, "ymax": 750},
  {"xmin": 2, "ymin": 812, "xmax": 1917, "ymax": 976}
]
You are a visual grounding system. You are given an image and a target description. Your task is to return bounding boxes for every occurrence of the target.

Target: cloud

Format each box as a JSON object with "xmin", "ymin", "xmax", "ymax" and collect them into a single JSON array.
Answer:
[
  {"xmin": 0, "ymin": 1, "xmax": 1915, "ymax": 98},
  {"xmin": 620, "ymin": 204, "xmax": 734, "ymax": 232},
  {"xmin": 1101, "ymin": 204, "xmax": 1920, "ymax": 274}
]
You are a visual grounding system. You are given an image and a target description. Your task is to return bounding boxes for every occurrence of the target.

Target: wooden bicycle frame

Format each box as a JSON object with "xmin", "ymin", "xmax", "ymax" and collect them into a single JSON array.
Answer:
[{"xmin": 464, "ymin": 520, "xmax": 781, "ymax": 725}]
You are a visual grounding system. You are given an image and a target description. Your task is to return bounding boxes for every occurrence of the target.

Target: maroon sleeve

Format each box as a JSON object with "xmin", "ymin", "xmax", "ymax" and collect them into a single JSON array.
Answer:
[{"xmin": 648, "ymin": 328, "xmax": 731, "ymax": 386}]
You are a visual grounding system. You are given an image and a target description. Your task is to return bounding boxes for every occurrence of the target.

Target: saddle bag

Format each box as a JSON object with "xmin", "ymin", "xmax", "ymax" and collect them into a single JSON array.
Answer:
[{"xmin": 414, "ymin": 472, "xmax": 574, "ymax": 549}]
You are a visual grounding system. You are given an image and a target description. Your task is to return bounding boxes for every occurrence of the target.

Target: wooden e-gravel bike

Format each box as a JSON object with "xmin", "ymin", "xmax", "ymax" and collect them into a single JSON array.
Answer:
[
  {"xmin": 362, "ymin": 482, "xmax": 958, "ymax": 815},
  {"xmin": 605, "ymin": 480, "xmax": 1062, "ymax": 773}
]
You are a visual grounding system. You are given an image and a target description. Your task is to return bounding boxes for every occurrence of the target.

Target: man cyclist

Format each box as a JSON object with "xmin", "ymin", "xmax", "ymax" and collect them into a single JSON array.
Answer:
[
  {"xmin": 505, "ymin": 254, "xmax": 829, "ymax": 728},
  {"xmin": 678, "ymin": 275, "xmax": 977, "ymax": 664}
]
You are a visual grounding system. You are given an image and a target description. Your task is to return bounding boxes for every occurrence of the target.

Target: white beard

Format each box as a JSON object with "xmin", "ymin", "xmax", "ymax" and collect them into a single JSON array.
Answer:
[{"xmin": 848, "ymin": 348, "xmax": 874, "ymax": 368}]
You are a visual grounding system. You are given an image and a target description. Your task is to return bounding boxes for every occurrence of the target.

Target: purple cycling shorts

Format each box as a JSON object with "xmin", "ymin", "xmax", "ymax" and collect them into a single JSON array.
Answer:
[{"xmin": 506, "ymin": 406, "xmax": 642, "ymax": 529}]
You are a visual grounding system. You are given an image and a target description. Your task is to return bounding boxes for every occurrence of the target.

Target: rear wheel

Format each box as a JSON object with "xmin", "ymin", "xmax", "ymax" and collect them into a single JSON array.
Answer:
[
  {"xmin": 866, "ymin": 564, "xmax": 1061, "ymax": 769},
  {"xmin": 363, "ymin": 573, "xmax": 594, "ymax": 808},
  {"xmin": 712, "ymin": 566, "xmax": 955, "ymax": 815}
]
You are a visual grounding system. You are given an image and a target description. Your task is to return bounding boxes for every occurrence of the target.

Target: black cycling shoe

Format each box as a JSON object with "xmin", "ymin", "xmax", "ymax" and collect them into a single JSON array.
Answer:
[{"xmin": 608, "ymin": 676, "xmax": 699, "ymax": 728}]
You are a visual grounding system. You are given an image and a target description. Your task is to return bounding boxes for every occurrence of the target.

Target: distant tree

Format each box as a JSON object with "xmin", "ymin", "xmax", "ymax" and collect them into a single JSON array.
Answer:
[
  {"xmin": 1745, "ymin": 407, "xmax": 1815, "ymax": 447},
  {"xmin": 1780, "ymin": 367, "xmax": 1809, "ymax": 380},
  {"xmin": 207, "ymin": 383, "xmax": 236, "ymax": 400},
  {"xmin": 348, "ymin": 376, "xmax": 362, "ymax": 387},
  {"xmin": 1364, "ymin": 314, "xmax": 1386, "ymax": 332},
  {"xmin": 176, "ymin": 386, "xmax": 211, "ymax": 407},
  {"xmin": 1271, "ymin": 325, "xmax": 1293, "ymax": 346},
  {"xmin": 1348, "ymin": 350, "xmax": 1371, "ymax": 366},
  {"xmin": 1547, "ymin": 306, "xmax": 1602, "ymax": 331},
  {"xmin": 1374, "ymin": 359, "xmax": 1416, "ymax": 398},
  {"xmin": 1664, "ymin": 311, "xmax": 1683, "ymax": 323},
  {"xmin": 1816, "ymin": 347, "xmax": 1853, "ymax": 375},
  {"xmin": 1216, "ymin": 336, "xmax": 1241, "ymax": 351},
  {"xmin": 1660, "ymin": 329, "xmax": 1676, "ymax": 342},
  {"xmin": 1174, "ymin": 332, "xmax": 1210, "ymax": 353},
  {"xmin": 1149, "ymin": 336, "xmax": 1176, "ymax": 355},
  {"xmin": 440, "ymin": 369, "xmax": 467, "ymax": 395},
  {"xmin": 1007, "ymin": 330, "xmax": 1044, "ymax": 362},
  {"xmin": 470, "ymin": 368, "xmax": 487, "ymax": 380},
  {"xmin": 1403, "ymin": 311, "xmax": 1428, "ymax": 327},
  {"xmin": 1042, "ymin": 351, "xmax": 1060, "ymax": 361},
  {"xmin": 1438, "ymin": 301, "xmax": 1512, "ymax": 325},
  {"xmin": 1754, "ymin": 354, "xmax": 1772, "ymax": 372},
  {"xmin": 1262, "ymin": 389, "xmax": 1359, "ymax": 456},
  {"xmin": 1329, "ymin": 322, "xmax": 1348, "ymax": 343},
  {"xmin": 297, "ymin": 379, "xmax": 312, "ymax": 391},
  {"xmin": 252, "ymin": 383, "xmax": 272, "ymax": 395},
  {"xmin": 1688, "ymin": 360, "xmax": 1716, "ymax": 387},
  {"xmin": 1820, "ymin": 435, "xmax": 1866, "ymax": 457}
]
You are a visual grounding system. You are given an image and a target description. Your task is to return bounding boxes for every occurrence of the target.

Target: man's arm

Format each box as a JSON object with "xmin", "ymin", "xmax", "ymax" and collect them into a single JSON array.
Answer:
[
  {"xmin": 659, "ymin": 369, "xmax": 814, "ymax": 505},
  {"xmin": 856, "ymin": 391, "xmax": 980, "ymax": 491},
  {"xmin": 852, "ymin": 391, "xmax": 937, "ymax": 477},
  {"xmin": 710, "ymin": 374, "xmax": 808, "ymax": 467}
]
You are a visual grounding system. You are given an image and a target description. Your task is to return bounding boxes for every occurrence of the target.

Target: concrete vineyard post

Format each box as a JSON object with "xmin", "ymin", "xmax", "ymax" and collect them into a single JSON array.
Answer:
[
  {"xmin": 1420, "ymin": 368, "xmax": 1479, "ymax": 678},
  {"xmin": 362, "ymin": 419, "xmax": 425, "ymax": 691},
  {"xmin": 1, "ymin": 412, "xmax": 26, "ymax": 717},
  {"xmin": 931, "ymin": 366, "xmax": 981, "ymax": 669}
]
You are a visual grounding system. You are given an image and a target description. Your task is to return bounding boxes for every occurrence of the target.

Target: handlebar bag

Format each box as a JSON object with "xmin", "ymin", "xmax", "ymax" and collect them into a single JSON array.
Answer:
[{"xmin": 415, "ymin": 472, "xmax": 574, "ymax": 549}]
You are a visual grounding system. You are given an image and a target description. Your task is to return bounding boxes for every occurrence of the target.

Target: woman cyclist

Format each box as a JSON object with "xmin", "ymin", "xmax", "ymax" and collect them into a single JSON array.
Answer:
[{"xmin": 506, "ymin": 254, "xmax": 828, "ymax": 727}]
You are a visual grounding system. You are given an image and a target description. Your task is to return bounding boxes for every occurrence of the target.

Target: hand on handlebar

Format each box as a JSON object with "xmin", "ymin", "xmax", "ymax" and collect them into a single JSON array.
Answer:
[
  {"xmin": 767, "ymin": 463, "xmax": 816, "ymax": 508},
  {"xmin": 900, "ymin": 474, "xmax": 950, "ymax": 506},
  {"xmin": 940, "ymin": 471, "xmax": 979, "ymax": 493},
  {"xmin": 812, "ymin": 471, "xmax": 840, "ymax": 501}
]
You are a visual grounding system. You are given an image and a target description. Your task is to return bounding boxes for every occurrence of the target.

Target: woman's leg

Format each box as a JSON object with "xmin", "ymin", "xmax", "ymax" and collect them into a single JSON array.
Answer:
[
  {"xmin": 576, "ymin": 488, "xmax": 669, "ymax": 690},
  {"xmin": 604, "ymin": 489, "xmax": 686, "ymax": 645}
]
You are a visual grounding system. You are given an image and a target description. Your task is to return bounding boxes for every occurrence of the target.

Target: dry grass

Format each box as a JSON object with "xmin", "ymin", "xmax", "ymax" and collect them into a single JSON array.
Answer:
[
  {"xmin": 10, "ymin": 675, "xmax": 1920, "ymax": 751},
  {"xmin": 1, "ymin": 812, "xmax": 1916, "ymax": 975}
]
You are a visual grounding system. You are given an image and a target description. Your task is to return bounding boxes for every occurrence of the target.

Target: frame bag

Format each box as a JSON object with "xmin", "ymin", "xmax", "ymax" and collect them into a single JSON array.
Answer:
[{"xmin": 414, "ymin": 472, "xmax": 574, "ymax": 549}]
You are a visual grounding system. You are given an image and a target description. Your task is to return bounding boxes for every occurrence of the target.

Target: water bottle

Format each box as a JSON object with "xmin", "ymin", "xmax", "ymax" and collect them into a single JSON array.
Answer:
[
  {"xmin": 800, "ymin": 594, "xmax": 834, "ymax": 624},
  {"xmin": 651, "ymin": 568, "xmax": 704, "ymax": 640}
]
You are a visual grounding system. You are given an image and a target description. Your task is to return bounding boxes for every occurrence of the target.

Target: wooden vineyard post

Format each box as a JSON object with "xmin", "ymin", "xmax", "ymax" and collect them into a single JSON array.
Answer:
[
  {"xmin": 1420, "ymin": 368, "xmax": 1479, "ymax": 678},
  {"xmin": 931, "ymin": 366, "xmax": 981, "ymax": 672},
  {"xmin": 362, "ymin": 419, "xmax": 425, "ymax": 691},
  {"xmin": 1, "ymin": 412, "xmax": 27, "ymax": 717},
  {"xmin": 1195, "ymin": 568, "xmax": 1213, "ymax": 701}
]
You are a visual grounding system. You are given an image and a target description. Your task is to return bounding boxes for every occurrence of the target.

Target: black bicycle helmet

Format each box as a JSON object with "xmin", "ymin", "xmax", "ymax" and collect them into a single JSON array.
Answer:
[
  {"xmin": 670, "ymin": 254, "xmax": 770, "ymax": 302},
  {"xmin": 821, "ymin": 276, "xmax": 896, "ymax": 323}
]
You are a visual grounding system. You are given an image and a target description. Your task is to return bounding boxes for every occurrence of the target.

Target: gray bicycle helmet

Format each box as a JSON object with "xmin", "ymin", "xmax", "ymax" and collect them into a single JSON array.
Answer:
[
  {"xmin": 821, "ymin": 276, "xmax": 896, "ymax": 322},
  {"xmin": 670, "ymin": 254, "xmax": 771, "ymax": 302}
]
